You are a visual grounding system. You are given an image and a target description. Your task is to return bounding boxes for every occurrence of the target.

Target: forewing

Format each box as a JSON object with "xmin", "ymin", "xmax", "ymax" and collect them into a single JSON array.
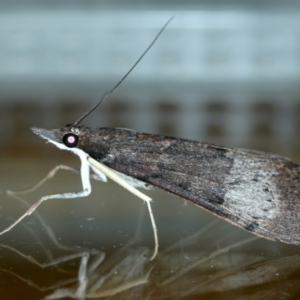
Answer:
[{"xmin": 100, "ymin": 134, "xmax": 300, "ymax": 245}]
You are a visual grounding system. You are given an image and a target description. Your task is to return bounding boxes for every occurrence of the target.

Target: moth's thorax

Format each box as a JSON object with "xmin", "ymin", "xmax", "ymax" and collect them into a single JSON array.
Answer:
[{"xmin": 77, "ymin": 127, "xmax": 138, "ymax": 161}]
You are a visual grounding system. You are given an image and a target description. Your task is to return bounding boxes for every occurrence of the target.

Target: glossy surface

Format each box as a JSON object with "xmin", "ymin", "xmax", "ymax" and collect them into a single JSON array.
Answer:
[{"xmin": 1, "ymin": 155, "xmax": 300, "ymax": 299}]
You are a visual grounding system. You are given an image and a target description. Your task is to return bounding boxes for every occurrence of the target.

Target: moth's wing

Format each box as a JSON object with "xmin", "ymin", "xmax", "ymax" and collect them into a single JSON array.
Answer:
[{"xmin": 105, "ymin": 137, "xmax": 300, "ymax": 245}]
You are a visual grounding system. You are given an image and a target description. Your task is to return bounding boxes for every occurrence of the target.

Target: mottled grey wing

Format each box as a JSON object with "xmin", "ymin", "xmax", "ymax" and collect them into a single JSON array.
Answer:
[{"xmin": 100, "ymin": 134, "xmax": 300, "ymax": 245}]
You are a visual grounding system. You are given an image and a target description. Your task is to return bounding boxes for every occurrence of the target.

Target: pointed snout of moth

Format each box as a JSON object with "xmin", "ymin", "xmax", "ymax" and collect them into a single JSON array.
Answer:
[
  {"xmin": 31, "ymin": 127, "xmax": 56, "ymax": 141},
  {"xmin": 31, "ymin": 127, "xmax": 63, "ymax": 146}
]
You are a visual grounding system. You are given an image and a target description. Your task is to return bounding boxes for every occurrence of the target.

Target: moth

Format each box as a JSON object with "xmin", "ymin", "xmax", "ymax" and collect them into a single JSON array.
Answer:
[{"xmin": 3, "ymin": 18, "xmax": 300, "ymax": 260}]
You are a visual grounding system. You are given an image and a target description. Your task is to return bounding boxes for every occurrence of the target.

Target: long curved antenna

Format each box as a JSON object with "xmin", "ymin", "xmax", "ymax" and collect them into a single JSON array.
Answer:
[{"xmin": 73, "ymin": 16, "xmax": 174, "ymax": 126}]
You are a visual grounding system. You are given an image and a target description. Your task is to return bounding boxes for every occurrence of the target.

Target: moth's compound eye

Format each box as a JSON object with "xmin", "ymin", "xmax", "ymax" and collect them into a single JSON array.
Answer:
[{"xmin": 63, "ymin": 133, "xmax": 78, "ymax": 148}]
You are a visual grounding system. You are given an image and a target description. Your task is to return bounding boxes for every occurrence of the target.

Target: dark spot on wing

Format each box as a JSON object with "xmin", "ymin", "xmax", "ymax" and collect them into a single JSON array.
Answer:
[
  {"xmin": 178, "ymin": 181, "xmax": 191, "ymax": 191},
  {"xmin": 209, "ymin": 194, "xmax": 224, "ymax": 205},
  {"xmin": 208, "ymin": 187, "xmax": 226, "ymax": 205},
  {"xmin": 213, "ymin": 147, "xmax": 228, "ymax": 158},
  {"xmin": 244, "ymin": 221, "xmax": 259, "ymax": 232},
  {"xmin": 136, "ymin": 173, "xmax": 162, "ymax": 182},
  {"xmin": 163, "ymin": 141, "xmax": 229, "ymax": 160}
]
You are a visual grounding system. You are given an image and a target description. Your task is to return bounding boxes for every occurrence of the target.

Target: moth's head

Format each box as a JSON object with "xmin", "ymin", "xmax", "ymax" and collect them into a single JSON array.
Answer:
[{"xmin": 31, "ymin": 125, "xmax": 84, "ymax": 151}]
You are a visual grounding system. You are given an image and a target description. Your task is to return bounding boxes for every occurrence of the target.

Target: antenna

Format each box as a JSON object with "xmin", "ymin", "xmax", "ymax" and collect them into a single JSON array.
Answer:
[{"xmin": 73, "ymin": 17, "xmax": 174, "ymax": 126}]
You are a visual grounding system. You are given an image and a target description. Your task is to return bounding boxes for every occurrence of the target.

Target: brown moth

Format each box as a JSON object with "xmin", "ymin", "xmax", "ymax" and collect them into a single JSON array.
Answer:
[{"xmin": 34, "ymin": 126, "xmax": 300, "ymax": 246}]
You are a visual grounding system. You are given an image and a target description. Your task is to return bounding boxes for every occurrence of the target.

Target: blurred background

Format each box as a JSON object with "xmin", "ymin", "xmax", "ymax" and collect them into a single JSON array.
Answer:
[
  {"xmin": 1, "ymin": 0, "xmax": 300, "ymax": 156},
  {"xmin": 1, "ymin": 0, "xmax": 300, "ymax": 299}
]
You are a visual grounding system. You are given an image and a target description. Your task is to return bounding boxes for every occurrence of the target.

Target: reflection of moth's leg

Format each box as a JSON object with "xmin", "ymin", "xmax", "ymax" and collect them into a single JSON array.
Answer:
[
  {"xmin": 0, "ymin": 243, "xmax": 93, "ymax": 290},
  {"xmin": 0, "ymin": 195, "xmax": 150, "ymax": 299},
  {"xmin": 1, "ymin": 193, "xmax": 105, "ymax": 298}
]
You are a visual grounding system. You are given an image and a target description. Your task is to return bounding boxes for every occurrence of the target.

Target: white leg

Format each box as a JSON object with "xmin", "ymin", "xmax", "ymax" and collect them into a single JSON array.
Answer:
[
  {"xmin": 88, "ymin": 156, "xmax": 159, "ymax": 261},
  {"xmin": 7, "ymin": 164, "xmax": 105, "ymax": 197},
  {"xmin": 0, "ymin": 158, "xmax": 92, "ymax": 235}
]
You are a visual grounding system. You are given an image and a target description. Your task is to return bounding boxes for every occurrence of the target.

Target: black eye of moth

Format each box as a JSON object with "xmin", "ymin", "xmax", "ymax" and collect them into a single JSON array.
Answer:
[{"xmin": 63, "ymin": 133, "xmax": 79, "ymax": 148}]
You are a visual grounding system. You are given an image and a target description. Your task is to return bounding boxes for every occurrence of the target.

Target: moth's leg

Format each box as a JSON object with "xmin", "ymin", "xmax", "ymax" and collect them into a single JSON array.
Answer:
[
  {"xmin": 0, "ymin": 158, "xmax": 92, "ymax": 235},
  {"xmin": 7, "ymin": 164, "xmax": 105, "ymax": 196},
  {"xmin": 88, "ymin": 156, "xmax": 158, "ymax": 261}
]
